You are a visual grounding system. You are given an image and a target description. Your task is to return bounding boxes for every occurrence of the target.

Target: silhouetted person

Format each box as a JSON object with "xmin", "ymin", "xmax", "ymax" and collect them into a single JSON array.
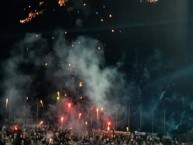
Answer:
[{"xmin": 15, "ymin": 131, "xmax": 22, "ymax": 145}]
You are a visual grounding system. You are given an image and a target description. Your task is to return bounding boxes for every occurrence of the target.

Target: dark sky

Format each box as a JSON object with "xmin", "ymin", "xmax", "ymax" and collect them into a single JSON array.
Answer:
[
  {"xmin": 0, "ymin": 0, "xmax": 193, "ymax": 133},
  {"xmin": 1, "ymin": 0, "xmax": 192, "ymax": 62}
]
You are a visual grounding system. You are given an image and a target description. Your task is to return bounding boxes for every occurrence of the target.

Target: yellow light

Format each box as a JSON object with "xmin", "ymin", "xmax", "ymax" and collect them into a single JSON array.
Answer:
[
  {"xmin": 57, "ymin": 91, "xmax": 60, "ymax": 101},
  {"xmin": 79, "ymin": 81, "xmax": 83, "ymax": 87},
  {"xmin": 111, "ymin": 29, "xmax": 115, "ymax": 33}
]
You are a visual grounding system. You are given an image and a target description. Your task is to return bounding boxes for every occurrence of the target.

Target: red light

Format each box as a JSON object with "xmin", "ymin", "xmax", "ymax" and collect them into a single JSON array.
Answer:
[
  {"xmin": 22, "ymin": 133, "xmax": 26, "ymax": 139},
  {"xmin": 108, "ymin": 122, "xmax": 111, "ymax": 126},
  {"xmin": 68, "ymin": 103, "xmax": 71, "ymax": 108}
]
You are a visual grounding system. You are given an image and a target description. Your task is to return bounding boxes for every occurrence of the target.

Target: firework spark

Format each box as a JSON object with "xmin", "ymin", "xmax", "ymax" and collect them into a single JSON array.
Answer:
[
  {"xmin": 78, "ymin": 113, "xmax": 82, "ymax": 119},
  {"xmin": 56, "ymin": 91, "xmax": 60, "ymax": 101},
  {"xmin": 39, "ymin": 1, "xmax": 45, "ymax": 6},
  {"xmin": 20, "ymin": 10, "xmax": 44, "ymax": 24},
  {"xmin": 58, "ymin": 0, "xmax": 68, "ymax": 6},
  {"xmin": 40, "ymin": 100, "xmax": 44, "ymax": 107},
  {"xmin": 79, "ymin": 81, "xmax": 83, "ymax": 87}
]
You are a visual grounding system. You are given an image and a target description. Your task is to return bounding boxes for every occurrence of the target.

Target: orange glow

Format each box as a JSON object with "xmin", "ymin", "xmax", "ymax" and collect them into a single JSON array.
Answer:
[
  {"xmin": 96, "ymin": 108, "xmax": 99, "ymax": 120},
  {"xmin": 58, "ymin": 0, "xmax": 68, "ymax": 6},
  {"xmin": 39, "ymin": 121, "xmax": 43, "ymax": 125},
  {"xmin": 20, "ymin": 10, "xmax": 44, "ymax": 24},
  {"xmin": 79, "ymin": 81, "xmax": 83, "ymax": 87}
]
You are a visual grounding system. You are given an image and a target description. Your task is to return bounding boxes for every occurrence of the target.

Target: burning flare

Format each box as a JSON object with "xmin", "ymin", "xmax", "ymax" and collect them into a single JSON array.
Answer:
[{"xmin": 58, "ymin": 0, "xmax": 68, "ymax": 6}]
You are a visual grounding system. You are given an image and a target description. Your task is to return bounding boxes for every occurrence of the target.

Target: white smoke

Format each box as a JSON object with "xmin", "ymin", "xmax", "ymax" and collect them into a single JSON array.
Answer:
[{"xmin": 2, "ymin": 30, "xmax": 124, "ymax": 125}]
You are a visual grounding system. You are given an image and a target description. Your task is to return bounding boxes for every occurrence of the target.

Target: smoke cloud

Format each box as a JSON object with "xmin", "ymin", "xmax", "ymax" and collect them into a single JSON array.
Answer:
[
  {"xmin": 2, "ymin": 29, "xmax": 193, "ymax": 134},
  {"xmin": 1, "ymin": 30, "xmax": 124, "ymax": 128}
]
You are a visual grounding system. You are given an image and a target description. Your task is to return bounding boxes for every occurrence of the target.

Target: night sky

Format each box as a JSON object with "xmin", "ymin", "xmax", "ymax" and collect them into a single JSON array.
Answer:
[{"xmin": 0, "ymin": 0, "xmax": 193, "ymax": 134}]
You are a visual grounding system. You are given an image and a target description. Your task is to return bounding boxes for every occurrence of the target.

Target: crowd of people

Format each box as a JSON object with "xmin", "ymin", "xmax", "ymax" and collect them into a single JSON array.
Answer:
[{"xmin": 0, "ymin": 124, "xmax": 192, "ymax": 145}]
